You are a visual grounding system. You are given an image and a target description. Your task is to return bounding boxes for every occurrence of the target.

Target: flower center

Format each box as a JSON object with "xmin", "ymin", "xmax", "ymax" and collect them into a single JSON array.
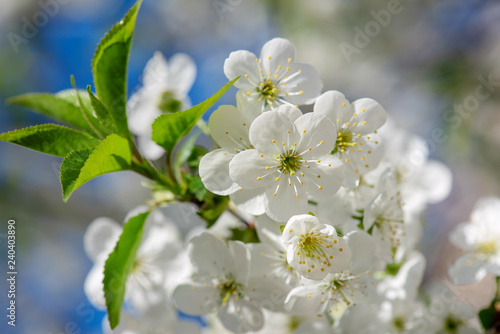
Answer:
[
  {"xmin": 158, "ymin": 91, "xmax": 182, "ymax": 113},
  {"xmin": 444, "ymin": 315, "xmax": 463, "ymax": 332},
  {"xmin": 278, "ymin": 150, "xmax": 302, "ymax": 174},
  {"xmin": 477, "ymin": 240, "xmax": 497, "ymax": 256},
  {"xmin": 393, "ymin": 317, "xmax": 406, "ymax": 331},
  {"xmin": 257, "ymin": 79, "xmax": 278, "ymax": 106},
  {"xmin": 219, "ymin": 278, "xmax": 242, "ymax": 305},
  {"xmin": 332, "ymin": 129, "xmax": 356, "ymax": 154}
]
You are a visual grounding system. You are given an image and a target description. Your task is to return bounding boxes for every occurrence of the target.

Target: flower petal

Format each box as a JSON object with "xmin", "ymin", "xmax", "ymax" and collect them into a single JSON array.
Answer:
[
  {"xmin": 230, "ymin": 188, "xmax": 267, "ymax": 215},
  {"xmin": 229, "ymin": 149, "xmax": 277, "ymax": 189},
  {"xmin": 276, "ymin": 104, "xmax": 303, "ymax": 123},
  {"xmin": 284, "ymin": 284, "xmax": 325, "ymax": 315},
  {"xmin": 344, "ymin": 231, "xmax": 377, "ymax": 274},
  {"xmin": 199, "ymin": 149, "xmax": 240, "ymax": 195},
  {"xmin": 167, "ymin": 53, "xmax": 196, "ymax": 96},
  {"xmin": 218, "ymin": 298, "xmax": 264, "ymax": 333},
  {"xmin": 143, "ymin": 51, "xmax": 169, "ymax": 88},
  {"xmin": 350, "ymin": 98, "xmax": 386, "ymax": 135},
  {"xmin": 265, "ymin": 176, "xmax": 308, "ymax": 222},
  {"xmin": 84, "ymin": 261, "xmax": 106, "ymax": 310},
  {"xmin": 84, "ymin": 217, "xmax": 121, "ymax": 262},
  {"xmin": 294, "ymin": 113, "xmax": 336, "ymax": 158},
  {"xmin": 259, "ymin": 38, "xmax": 296, "ymax": 74},
  {"xmin": 246, "ymin": 277, "xmax": 291, "ymax": 312},
  {"xmin": 224, "ymin": 50, "xmax": 260, "ymax": 91},
  {"xmin": 280, "ymin": 63, "xmax": 323, "ymax": 105},
  {"xmin": 304, "ymin": 155, "xmax": 344, "ymax": 201},
  {"xmin": 188, "ymin": 233, "xmax": 233, "ymax": 276},
  {"xmin": 313, "ymin": 90, "xmax": 351, "ymax": 124},
  {"xmin": 449, "ymin": 223, "xmax": 478, "ymax": 251},
  {"xmin": 228, "ymin": 241, "xmax": 250, "ymax": 284},
  {"xmin": 209, "ymin": 105, "xmax": 251, "ymax": 150},
  {"xmin": 249, "ymin": 110, "xmax": 299, "ymax": 155},
  {"xmin": 172, "ymin": 281, "xmax": 220, "ymax": 316},
  {"xmin": 448, "ymin": 253, "xmax": 487, "ymax": 285}
]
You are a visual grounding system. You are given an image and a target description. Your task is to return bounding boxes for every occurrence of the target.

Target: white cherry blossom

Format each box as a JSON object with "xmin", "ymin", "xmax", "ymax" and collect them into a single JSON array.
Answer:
[
  {"xmin": 448, "ymin": 196, "xmax": 500, "ymax": 285},
  {"xmin": 281, "ymin": 214, "xmax": 351, "ymax": 280},
  {"xmin": 128, "ymin": 52, "xmax": 196, "ymax": 159},
  {"xmin": 83, "ymin": 207, "xmax": 183, "ymax": 312},
  {"xmin": 229, "ymin": 107, "xmax": 345, "ymax": 222},
  {"xmin": 314, "ymin": 90, "xmax": 387, "ymax": 188},
  {"xmin": 172, "ymin": 232, "xmax": 289, "ymax": 333},
  {"xmin": 284, "ymin": 231, "xmax": 377, "ymax": 316},
  {"xmin": 224, "ymin": 38, "xmax": 322, "ymax": 117}
]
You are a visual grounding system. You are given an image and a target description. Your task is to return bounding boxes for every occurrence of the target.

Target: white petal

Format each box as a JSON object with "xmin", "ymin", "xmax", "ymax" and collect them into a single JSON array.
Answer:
[
  {"xmin": 284, "ymin": 284, "xmax": 325, "ymax": 315},
  {"xmin": 229, "ymin": 149, "xmax": 277, "ymax": 189},
  {"xmin": 471, "ymin": 196, "xmax": 500, "ymax": 225},
  {"xmin": 448, "ymin": 253, "xmax": 487, "ymax": 285},
  {"xmin": 351, "ymin": 98, "xmax": 386, "ymax": 134},
  {"xmin": 84, "ymin": 261, "xmax": 106, "ymax": 310},
  {"xmin": 280, "ymin": 63, "xmax": 323, "ymax": 105},
  {"xmin": 449, "ymin": 223, "xmax": 478, "ymax": 251},
  {"xmin": 137, "ymin": 134, "xmax": 166, "ymax": 160},
  {"xmin": 127, "ymin": 89, "xmax": 161, "ymax": 135},
  {"xmin": 230, "ymin": 188, "xmax": 267, "ymax": 215},
  {"xmin": 228, "ymin": 241, "xmax": 250, "ymax": 284},
  {"xmin": 224, "ymin": 50, "xmax": 260, "ymax": 91},
  {"xmin": 305, "ymin": 155, "xmax": 345, "ymax": 201},
  {"xmin": 294, "ymin": 113, "xmax": 336, "ymax": 158},
  {"xmin": 249, "ymin": 110, "xmax": 299, "ymax": 155},
  {"xmin": 344, "ymin": 231, "xmax": 377, "ymax": 274},
  {"xmin": 143, "ymin": 51, "xmax": 169, "ymax": 88},
  {"xmin": 259, "ymin": 38, "xmax": 296, "ymax": 73},
  {"xmin": 342, "ymin": 168, "xmax": 360, "ymax": 188},
  {"xmin": 217, "ymin": 299, "xmax": 264, "ymax": 333},
  {"xmin": 167, "ymin": 53, "xmax": 196, "ymax": 96},
  {"xmin": 282, "ymin": 214, "xmax": 320, "ymax": 243},
  {"xmin": 172, "ymin": 282, "xmax": 220, "ymax": 316},
  {"xmin": 236, "ymin": 90, "xmax": 263, "ymax": 121},
  {"xmin": 188, "ymin": 233, "xmax": 233, "ymax": 276},
  {"xmin": 413, "ymin": 160, "xmax": 452, "ymax": 204},
  {"xmin": 276, "ymin": 104, "xmax": 303, "ymax": 123},
  {"xmin": 313, "ymin": 90, "xmax": 351, "ymax": 124},
  {"xmin": 265, "ymin": 176, "xmax": 308, "ymax": 222},
  {"xmin": 246, "ymin": 277, "xmax": 291, "ymax": 312},
  {"xmin": 200, "ymin": 149, "xmax": 239, "ymax": 195},
  {"xmin": 209, "ymin": 105, "xmax": 251, "ymax": 150},
  {"xmin": 84, "ymin": 217, "xmax": 121, "ymax": 262}
]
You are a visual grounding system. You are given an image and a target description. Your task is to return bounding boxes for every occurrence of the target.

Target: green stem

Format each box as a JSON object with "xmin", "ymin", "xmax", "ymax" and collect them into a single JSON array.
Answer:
[{"xmin": 496, "ymin": 276, "xmax": 500, "ymax": 300}]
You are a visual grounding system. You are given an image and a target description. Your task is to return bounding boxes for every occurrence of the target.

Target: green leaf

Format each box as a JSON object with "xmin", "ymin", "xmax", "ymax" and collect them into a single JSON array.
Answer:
[
  {"xmin": 87, "ymin": 85, "xmax": 116, "ymax": 134},
  {"xmin": 478, "ymin": 304, "xmax": 496, "ymax": 329},
  {"xmin": 279, "ymin": 224, "xmax": 285, "ymax": 233},
  {"xmin": 197, "ymin": 194, "xmax": 229, "ymax": 228},
  {"xmin": 103, "ymin": 211, "xmax": 150, "ymax": 329},
  {"xmin": 92, "ymin": 0, "xmax": 142, "ymax": 136},
  {"xmin": 6, "ymin": 91, "xmax": 98, "ymax": 136},
  {"xmin": 173, "ymin": 131, "xmax": 201, "ymax": 183},
  {"xmin": 229, "ymin": 226, "xmax": 260, "ymax": 244},
  {"xmin": 188, "ymin": 176, "xmax": 207, "ymax": 202},
  {"xmin": 60, "ymin": 134, "xmax": 132, "ymax": 201},
  {"xmin": 152, "ymin": 77, "xmax": 239, "ymax": 153},
  {"xmin": 0, "ymin": 124, "xmax": 100, "ymax": 157}
]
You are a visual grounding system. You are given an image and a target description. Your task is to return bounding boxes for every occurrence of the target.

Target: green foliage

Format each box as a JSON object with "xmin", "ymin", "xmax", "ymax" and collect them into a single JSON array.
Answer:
[
  {"xmin": 279, "ymin": 224, "xmax": 285, "ymax": 233},
  {"xmin": 188, "ymin": 176, "xmax": 207, "ymax": 202},
  {"xmin": 92, "ymin": 0, "xmax": 142, "ymax": 136},
  {"xmin": 197, "ymin": 193, "xmax": 230, "ymax": 228},
  {"xmin": 174, "ymin": 131, "xmax": 201, "ymax": 183},
  {"xmin": 6, "ymin": 91, "xmax": 98, "ymax": 136},
  {"xmin": 152, "ymin": 77, "xmax": 239, "ymax": 154},
  {"xmin": 229, "ymin": 226, "xmax": 260, "ymax": 244},
  {"xmin": 478, "ymin": 303, "xmax": 497, "ymax": 330},
  {"xmin": 87, "ymin": 85, "xmax": 117, "ymax": 135},
  {"xmin": 60, "ymin": 134, "xmax": 132, "ymax": 201},
  {"xmin": 103, "ymin": 211, "xmax": 150, "ymax": 329},
  {"xmin": 0, "ymin": 124, "xmax": 100, "ymax": 157}
]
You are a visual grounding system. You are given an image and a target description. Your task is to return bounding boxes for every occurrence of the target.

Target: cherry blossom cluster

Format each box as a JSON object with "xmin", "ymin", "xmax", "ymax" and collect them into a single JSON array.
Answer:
[{"xmin": 82, "ymin": 38, "xmax": 499, "ymax": 333}]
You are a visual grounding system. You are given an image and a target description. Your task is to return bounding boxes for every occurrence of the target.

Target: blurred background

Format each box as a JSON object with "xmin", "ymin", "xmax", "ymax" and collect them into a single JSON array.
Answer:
[{"xmin": 1, "ymin": 0, "xmax": 500, "ymax": 332}]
